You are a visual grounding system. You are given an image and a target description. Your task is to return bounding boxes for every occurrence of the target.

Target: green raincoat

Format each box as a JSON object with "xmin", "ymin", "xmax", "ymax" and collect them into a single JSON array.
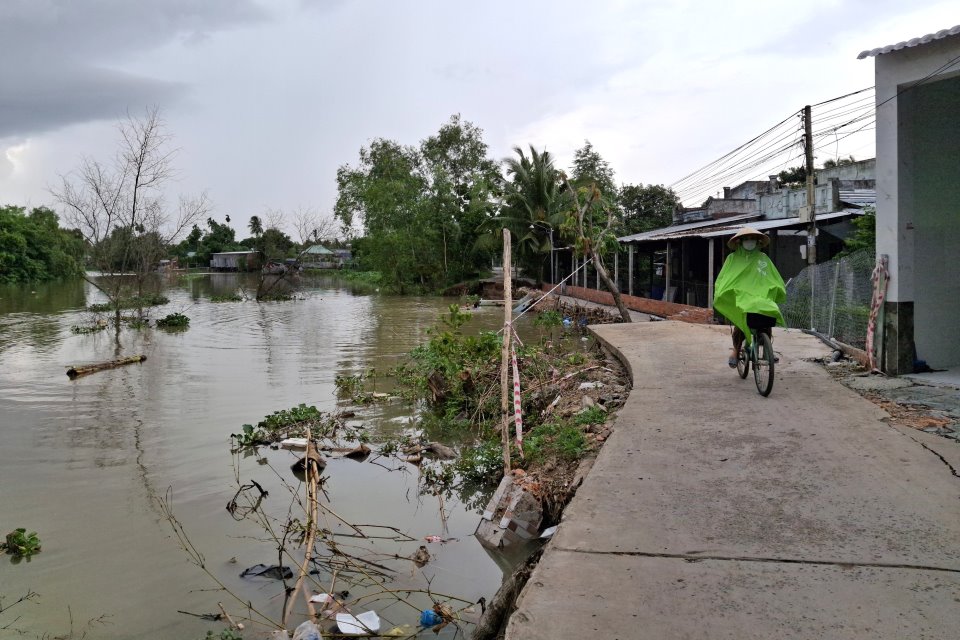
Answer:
[{"xmin": 713, "ymin": 247, "xmax": 786, "ymax": 343}]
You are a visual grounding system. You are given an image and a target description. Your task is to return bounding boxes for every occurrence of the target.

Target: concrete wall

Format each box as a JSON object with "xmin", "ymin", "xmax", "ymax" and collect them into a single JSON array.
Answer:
[
  {"xmin": 874, "ymin": 33, "xmax": 960, "ymax": 371},
  {"xmin": 758, "ymin": 183, "xmax": 840, "ymax": 220},
  {"xmin": 816, "ymin": 158, "xmax": 876, "ymax": 184}
]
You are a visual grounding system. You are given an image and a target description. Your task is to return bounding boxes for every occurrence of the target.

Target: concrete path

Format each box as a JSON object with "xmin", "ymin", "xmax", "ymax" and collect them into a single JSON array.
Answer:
[{"xmin": 506, "ymin": 322, "xmax": 960, "ymax": 640}]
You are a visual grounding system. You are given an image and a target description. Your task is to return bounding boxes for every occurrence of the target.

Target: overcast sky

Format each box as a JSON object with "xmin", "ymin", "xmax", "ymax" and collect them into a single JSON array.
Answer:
[{"xmin": 0, "ymin": 0, "xmax": 956, "ymax": 235}]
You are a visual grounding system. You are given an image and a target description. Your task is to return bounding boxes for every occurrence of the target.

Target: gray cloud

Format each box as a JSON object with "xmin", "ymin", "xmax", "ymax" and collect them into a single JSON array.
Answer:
[{"xmin": 0, "ymin": 0, "xmax": 267, "ymax": 138}]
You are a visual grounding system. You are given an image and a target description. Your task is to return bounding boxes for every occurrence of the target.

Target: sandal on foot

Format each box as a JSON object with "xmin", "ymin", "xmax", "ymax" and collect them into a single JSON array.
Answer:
[{"xmin": 728, "ymin": 356, "xmax": 737, "ymax": 368}]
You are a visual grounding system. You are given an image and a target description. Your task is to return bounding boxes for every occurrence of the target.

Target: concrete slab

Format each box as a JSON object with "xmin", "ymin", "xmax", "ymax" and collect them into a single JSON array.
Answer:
[
  {"xmin": 506, "ymin": 321, "xmax": 960, "ymax": 639},
  {"xmin": 508, "ymin": 550, "xmax": 960, "ymax": 640}
]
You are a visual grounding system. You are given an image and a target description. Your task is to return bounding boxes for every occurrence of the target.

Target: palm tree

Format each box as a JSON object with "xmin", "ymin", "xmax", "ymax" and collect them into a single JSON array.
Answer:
[
  {"xmin": 248, "ymin": 215, "xmax": 263, "ymax": 237},
  {"xmin": 481, "ymin": 145, "xmax": 565, "ymax": 282}
]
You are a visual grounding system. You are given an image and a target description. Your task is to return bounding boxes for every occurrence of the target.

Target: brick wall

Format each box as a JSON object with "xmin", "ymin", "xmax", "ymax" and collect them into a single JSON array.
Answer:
[{"xmin": 543, "ymin": 284, "xmax": 714, "ymax": 324}]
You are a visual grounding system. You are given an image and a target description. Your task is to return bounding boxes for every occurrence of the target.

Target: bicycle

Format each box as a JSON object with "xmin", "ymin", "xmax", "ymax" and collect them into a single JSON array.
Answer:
[{"xmin": 735, "ymin": 313, "xmax": 776, "ymax": 397}]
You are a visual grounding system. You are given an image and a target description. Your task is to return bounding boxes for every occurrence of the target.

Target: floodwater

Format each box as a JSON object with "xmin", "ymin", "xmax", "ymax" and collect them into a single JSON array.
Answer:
[{"xmin": 0, "ymin": 273, "xmax": 527, "ymax": 639}]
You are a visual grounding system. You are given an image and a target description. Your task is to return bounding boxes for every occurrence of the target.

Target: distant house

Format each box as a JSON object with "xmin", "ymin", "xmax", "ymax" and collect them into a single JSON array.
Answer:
[
  {"xmin": 211, "ymin": 251, "xmax": 261, "ymax": 272},
  {"xmin": 859, "ymin": 25, "xmax": 960, "ymax": 375},
  {"xmin": 615, "ymin": 161, "xmax": 874, "ymax": 307},
  {"xmin": 300, "ymin": 244, "xmax": 338, "ymax": 269}
]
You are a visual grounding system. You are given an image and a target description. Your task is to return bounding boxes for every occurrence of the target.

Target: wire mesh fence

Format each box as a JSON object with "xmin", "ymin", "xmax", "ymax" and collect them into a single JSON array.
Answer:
[{"xmin": 781, "ymin": 248, "xmax": 876, "ymax": 349}]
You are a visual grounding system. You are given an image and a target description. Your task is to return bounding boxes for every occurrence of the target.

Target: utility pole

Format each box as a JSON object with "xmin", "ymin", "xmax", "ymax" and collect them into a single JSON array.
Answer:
[
  {"xmin": 803, "ymin": 105, "xmax": 816, "ymax": 266},
  {"xmin": 803, "ymin": 105, "xmax": 817, "ymax": 330}
]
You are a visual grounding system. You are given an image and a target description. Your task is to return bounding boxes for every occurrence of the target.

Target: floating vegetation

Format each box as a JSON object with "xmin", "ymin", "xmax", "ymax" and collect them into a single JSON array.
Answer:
[
  {"xmin": 230, "ymin": 404, "xmax": 365, "ymax": 449},
  {"xmin": 71, "ymin": 322, "xmax": 107, "ymax": 334},
  {"xmin": 88, "ymin": 293, "xmax": 170, "ymax": 312},
  {"xmin": 156, "ymin": 312, "xmax": 190, "ymax": 329},
  {"xmin": 210, "ymin": 293, "xmax": 244, "ymax": 303},
  {"xmin": 2, "ymin": 528, "xmax": 41, "ymax": 559}
]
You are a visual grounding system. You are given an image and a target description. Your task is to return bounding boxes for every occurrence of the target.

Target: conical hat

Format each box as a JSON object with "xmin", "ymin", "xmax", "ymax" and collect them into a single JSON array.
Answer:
[{"xmin": 727, "ymin": 226, "xmax": 769, "ymax": 249}]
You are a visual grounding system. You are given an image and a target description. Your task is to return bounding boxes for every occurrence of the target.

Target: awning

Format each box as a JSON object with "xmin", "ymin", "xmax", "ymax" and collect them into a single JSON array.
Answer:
[
  {"xmin": 618, "ymin": 212, "xmax": 759, "ymax": 243},
  {"xmin": 619, "ymin": 210, "xmax": 864, "ymax": 244}
]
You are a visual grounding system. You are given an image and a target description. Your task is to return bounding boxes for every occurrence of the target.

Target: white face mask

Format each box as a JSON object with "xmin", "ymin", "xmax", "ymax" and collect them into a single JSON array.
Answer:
[{"xmin": 741, "ymin": 239, "xmax": 758, "ymax": 251}]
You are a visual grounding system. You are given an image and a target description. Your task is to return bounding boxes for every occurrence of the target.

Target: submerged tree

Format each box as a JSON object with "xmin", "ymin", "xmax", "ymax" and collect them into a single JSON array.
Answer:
[{"xmin": 53, "ymin": 107, "xmax": 209, "ymax": 330}]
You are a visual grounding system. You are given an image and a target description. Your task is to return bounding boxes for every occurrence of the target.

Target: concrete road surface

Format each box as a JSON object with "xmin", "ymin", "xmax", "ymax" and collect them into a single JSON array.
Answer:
[{"xmin": 506, "ymin": 322, "xmax": 960, "ymax": 640}]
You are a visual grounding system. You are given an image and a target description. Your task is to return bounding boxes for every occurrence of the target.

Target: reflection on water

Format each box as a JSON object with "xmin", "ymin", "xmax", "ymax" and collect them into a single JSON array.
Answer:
[{"xmin": 0, "ymin": 274, "xmax": 524, "ymax": 639}]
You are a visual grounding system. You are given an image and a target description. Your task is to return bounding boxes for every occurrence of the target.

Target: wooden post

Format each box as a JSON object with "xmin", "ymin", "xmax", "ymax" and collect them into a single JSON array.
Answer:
[{"xmin": 500, "ymin": 229, "xmax": 512, "ymax": 475}]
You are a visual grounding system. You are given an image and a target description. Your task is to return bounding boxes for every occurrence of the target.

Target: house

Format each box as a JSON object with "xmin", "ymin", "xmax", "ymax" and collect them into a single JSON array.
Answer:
[
  {"xmin": 616, "ymin": 162, "xmax": 874, "ymax": 308},
  {"xmin": 211, "ymin": 250, "xmax": 261, "ymax": 272},
  {"xmin": 859, "ymin": 25, "xmax": 960, "ymax": 375},
  {"xmin": 299, "ymin": 244, "xmax": 338, "ymax": 269}
]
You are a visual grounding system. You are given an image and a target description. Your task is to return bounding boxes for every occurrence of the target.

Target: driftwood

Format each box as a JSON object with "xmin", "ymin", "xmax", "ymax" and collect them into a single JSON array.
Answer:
[
  {"xmin": 471, "ymin": 548, "xmax": 543, "ymax": 640},
  {"xmin": 66, "ymin": 355, "xmax": 147, "ymax": 379}
]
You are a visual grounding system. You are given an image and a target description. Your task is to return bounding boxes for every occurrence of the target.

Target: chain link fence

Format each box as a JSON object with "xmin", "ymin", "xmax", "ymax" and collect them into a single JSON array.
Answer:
[{"xmin": 781, "ymin": 248, "xmax": 876, "ymax": 349}]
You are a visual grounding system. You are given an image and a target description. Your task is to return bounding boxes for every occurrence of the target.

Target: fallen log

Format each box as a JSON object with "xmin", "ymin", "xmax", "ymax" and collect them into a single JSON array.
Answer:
[
  {"xmin": 66, "ymin": 355, "xmax": 147, "ymax": 379},
  {"xmin": 471, "ymin": 547, "xmax": 543, "ymax": 640}
]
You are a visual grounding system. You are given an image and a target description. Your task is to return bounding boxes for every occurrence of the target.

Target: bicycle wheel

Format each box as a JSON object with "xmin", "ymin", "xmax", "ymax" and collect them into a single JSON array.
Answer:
[
  {"xmin": 736, "ymin": 345, "xmax": 749, "ymax": 379},
  {"xmin": 753, "ymin": 332, "xmax": 775, "ymax": 397}
]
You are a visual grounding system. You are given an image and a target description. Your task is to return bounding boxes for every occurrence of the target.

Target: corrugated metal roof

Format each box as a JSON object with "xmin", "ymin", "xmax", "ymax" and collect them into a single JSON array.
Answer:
[
  {"xmin": 858, "ymin": 25, "xmax": 960, "ymax": 59},
  {"xmin": 839, "ymin": 189, "xmax": 876, "ymax": 206},
  {"xmin": 617, "ymin": 212, "xmax": 759, "ymax": 243},
  {"xmin": 620, "ymin": 210, "xmax": 863, "ymax": 243}
]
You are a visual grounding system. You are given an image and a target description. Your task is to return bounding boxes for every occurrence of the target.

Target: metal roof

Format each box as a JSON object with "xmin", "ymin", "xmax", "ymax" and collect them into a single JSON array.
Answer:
[
  {"xmin": 620, "ymin": 210, "xmax": 863, "ymax": 244},
  {"xmin": 617, "ymin": 212, "xmax": 759, "ymax": 243},
  {"xmin": 858, "ymin": 25, "xmax": 960, "ymax": 59},
  {"xmin": 839, "ymin": 189, "xmax": 876, "ymax": 206}
]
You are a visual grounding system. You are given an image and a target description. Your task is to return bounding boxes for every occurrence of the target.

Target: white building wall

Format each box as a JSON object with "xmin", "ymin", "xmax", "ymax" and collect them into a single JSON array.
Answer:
[{"xmin": 874, "ymin": 33, "xmax": 960, "ymax": 368}]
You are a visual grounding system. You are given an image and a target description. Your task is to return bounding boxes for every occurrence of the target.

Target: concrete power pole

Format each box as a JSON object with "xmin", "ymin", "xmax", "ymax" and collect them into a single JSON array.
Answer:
[
  {"xmin": 803, "ymin": 105, "xmax": 816, "ymax": 266},
  {"xmin": 803, "ymin": 105, "xmax": 817, "ymax": 330}
]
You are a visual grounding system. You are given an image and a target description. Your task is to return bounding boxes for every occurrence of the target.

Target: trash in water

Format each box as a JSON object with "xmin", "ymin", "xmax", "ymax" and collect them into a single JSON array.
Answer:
[
  {"xmin": 336, "ymin": 610, "xmax": 381, "ymax": 635},
  {"xmin": 280, "ymin": 437, "xmax": 308, "ymax": 449},
  {"xmin": 383, "ymin": 625, "xmax": 413, "ymax": 637},
  {"xmin": 342, "ymin": 443, "xmax": 371, "ymax": 461},
  {"xmin": 578, "ymin": 381, "xmax": 605, "ymax": 390},
  {"xmin": 239, "ymin": 564, "xmax": 293, "ymax": 580},
  {"xmin": 292, "ymin": 620, "xmax": 321, "ymax": 640},
  {"xmin": 419, "ymin": 609, "xmax": 442, "ymax": 627},
  {"xmin": 291, "ymin": 441, "xmax": 326, "ymax": 477},
  {"xmin": 424, "ymin": 535, "xmax": 458, "ymax": 544},
  {"xmin": 309, "ymin": 592, "xmax": 333, "ymax": 604},
  {"xmin": 540, "ymin": 525, "xmax": 558, "ymax": 539},
  {"xmin": 411, "ymin": 545, "xmax": 431, "ymax": 568}
]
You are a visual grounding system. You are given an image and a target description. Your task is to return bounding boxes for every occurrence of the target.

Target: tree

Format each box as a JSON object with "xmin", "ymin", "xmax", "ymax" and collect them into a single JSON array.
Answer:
[
  {"xmin": 618, "ymin": 184, "xmax": 681, "ymax": 235},
  {"xmin": 492, "ymin": 145, "xmax": 565, "ymax": 282},
  {"xmin": 777, "ymin": 166, "xmax": 806, "ymax": 188},
  {"xmin": 841, "ymin": 205, "xmax": 875, "ymax": 255},
  {"xmin": 0, "ymin": 205, "xmax": 86, "ymax": 283},
  {"xmin": 248, "ymin": 215, "xmax": 263, "ymax": 237},
  {"xmin": 53, "ymin": 107, "xmax": 209, "ymax": 329},
  {"xmin": 571, "ymin": 140, "xmax": 616, "ymax": 197},
  {"xmin": 419, "ymin": 115, "xmax": 502, "ymax": 283},
  {"xmin": 561, "ymin": 176, "xmax": 632, "ymax": 322},
  {"xmin": 823, "ymin": 155, "xmax": 856, "ymax": 169},
  {"xmin": 290, "ymin": 206, "xmax": 337, "ymax": 248},
  {"xmin": 334, "ymin": 116, "xmax": 499, "ymax": 292}
]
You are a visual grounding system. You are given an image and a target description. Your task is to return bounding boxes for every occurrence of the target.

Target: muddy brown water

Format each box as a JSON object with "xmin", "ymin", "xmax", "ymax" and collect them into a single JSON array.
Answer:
[{"xmin": 0, "ymin": 273, "xmax": 543, "ymax": 639}]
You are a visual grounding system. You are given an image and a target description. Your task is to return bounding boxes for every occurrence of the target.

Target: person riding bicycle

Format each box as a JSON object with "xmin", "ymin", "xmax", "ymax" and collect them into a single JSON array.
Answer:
[{"xmin": 713, "ymin": 227, "xmax": 786, "ymax": 368}]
